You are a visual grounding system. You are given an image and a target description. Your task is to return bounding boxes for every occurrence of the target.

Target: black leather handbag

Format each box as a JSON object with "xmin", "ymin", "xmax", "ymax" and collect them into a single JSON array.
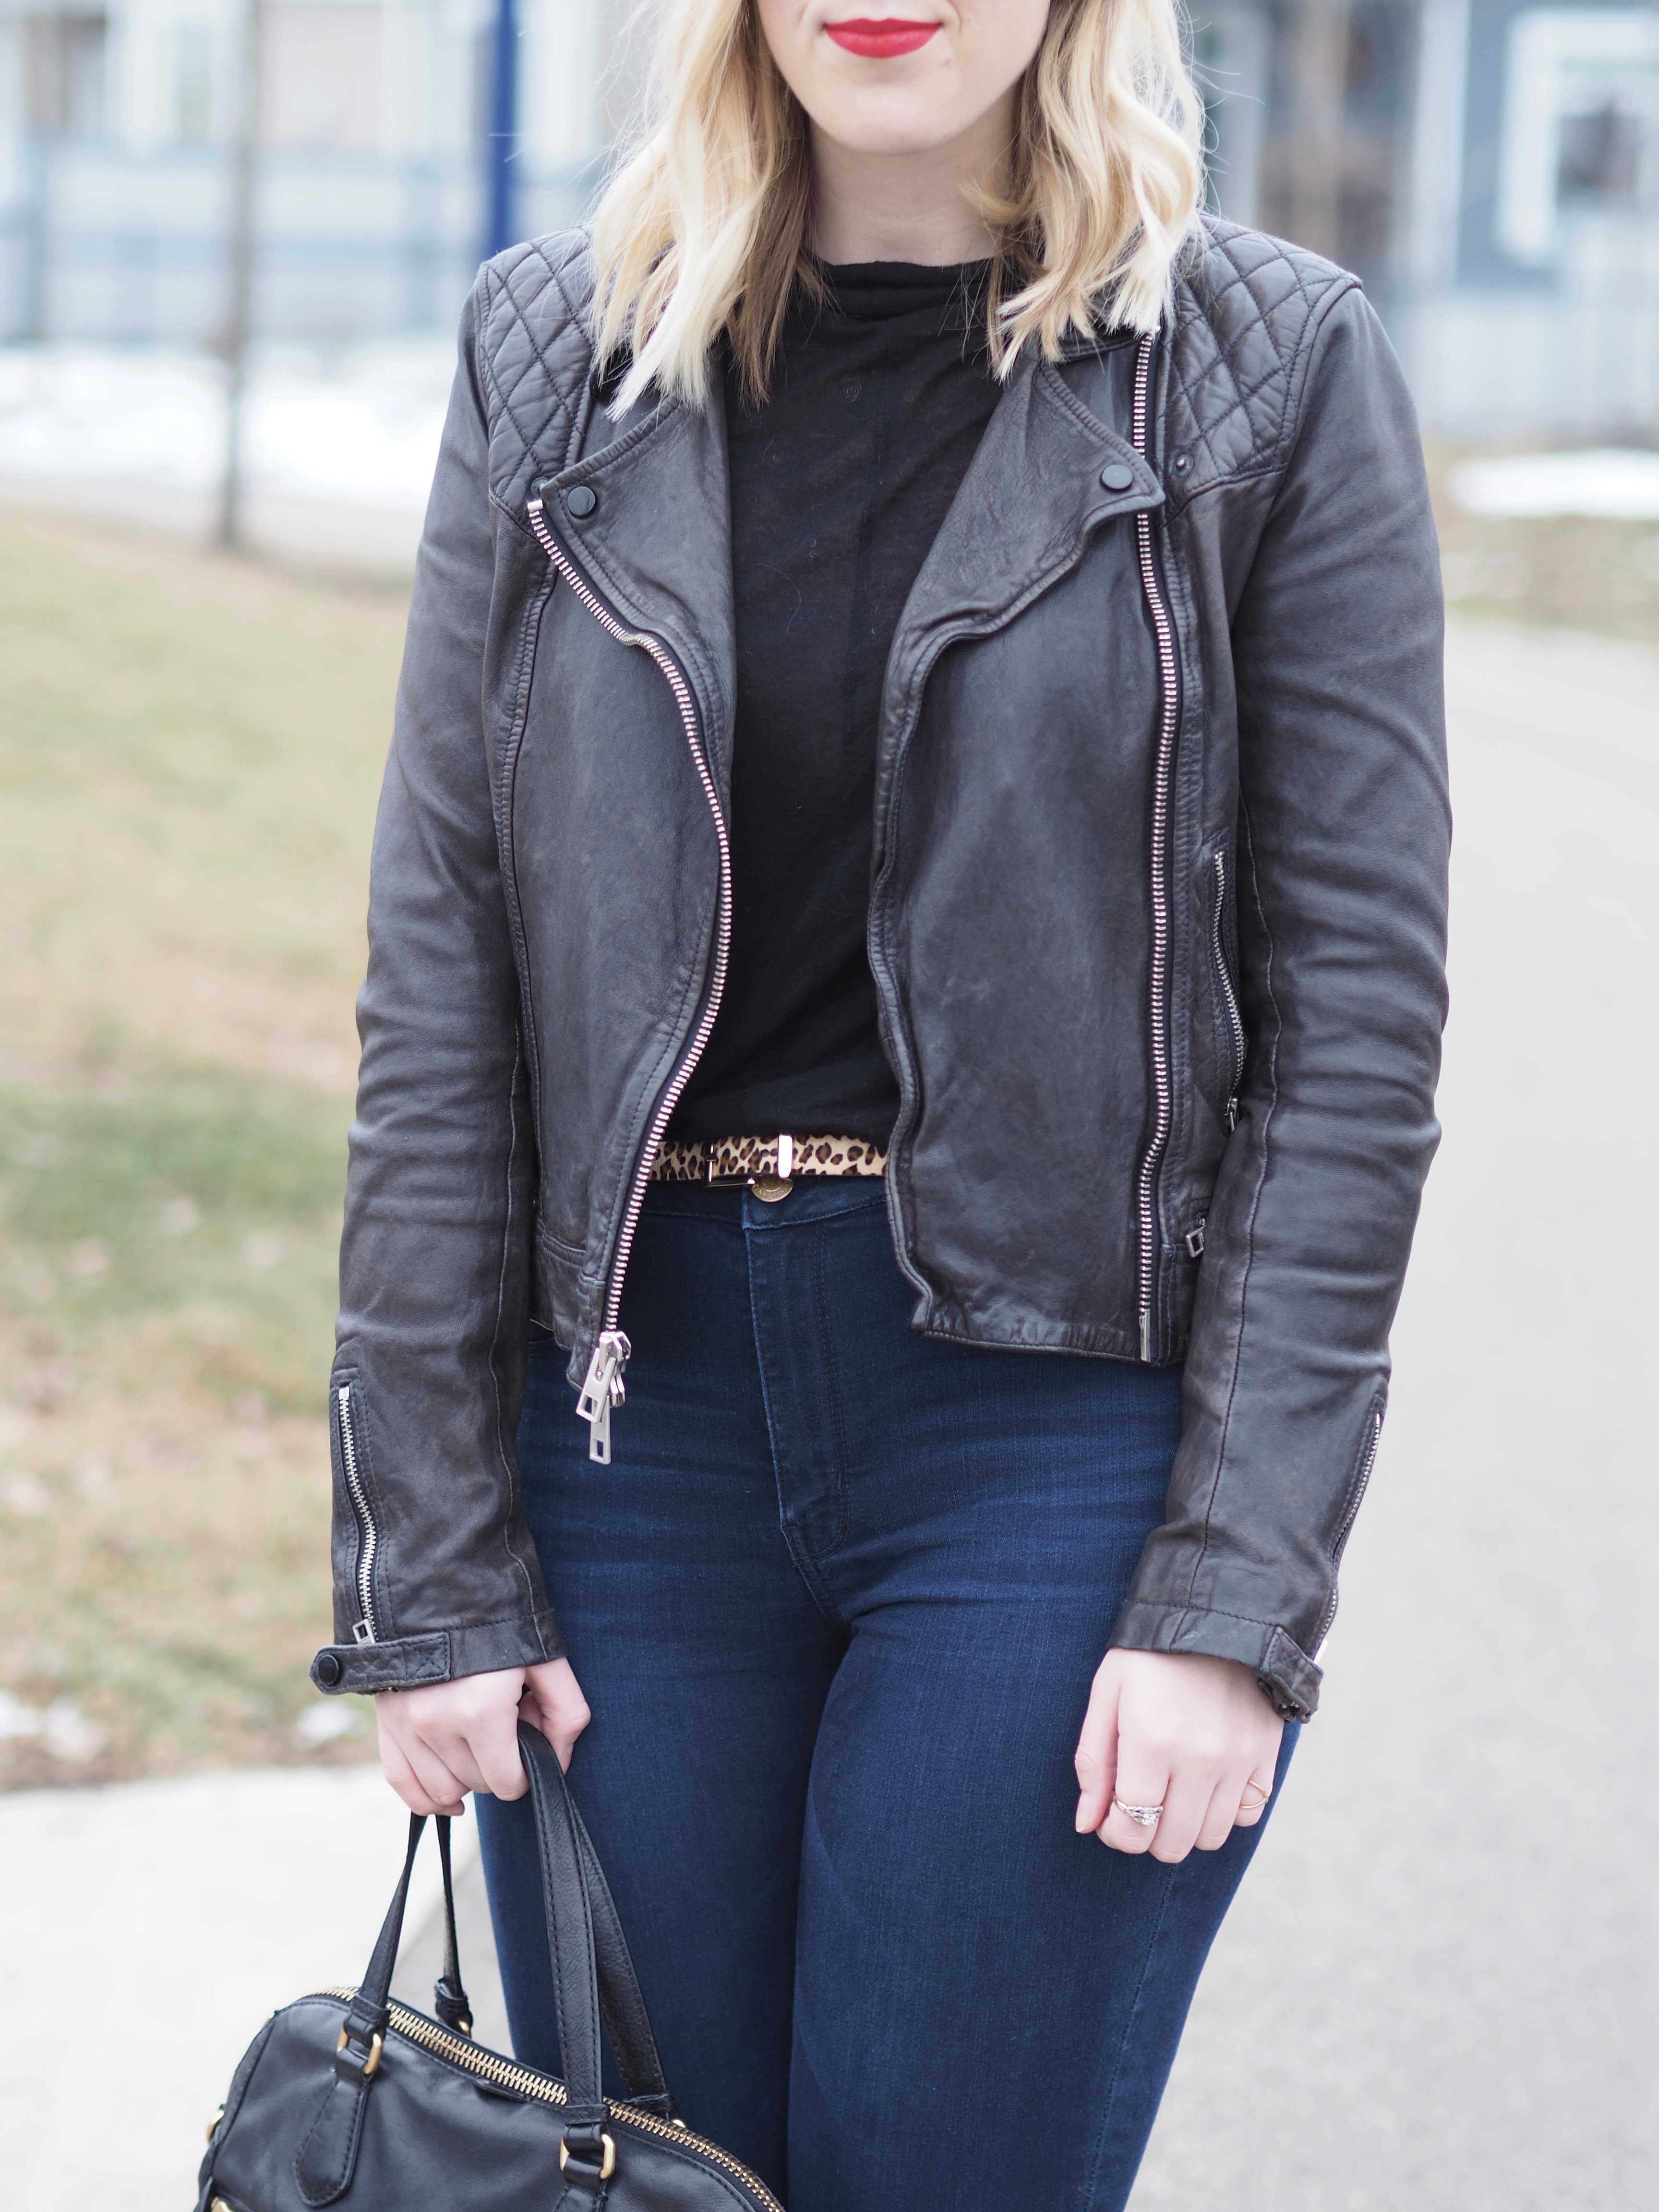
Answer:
[{"xmin": 198, "ymin": 1724, "xmax": 779, "ymax": 2212}]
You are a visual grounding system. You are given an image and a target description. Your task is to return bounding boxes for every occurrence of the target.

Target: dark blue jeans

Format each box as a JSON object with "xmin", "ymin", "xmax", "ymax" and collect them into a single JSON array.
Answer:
[{"xmin": 478, "ymin": 1177, "xmax": 1292, "ymax": 2212}]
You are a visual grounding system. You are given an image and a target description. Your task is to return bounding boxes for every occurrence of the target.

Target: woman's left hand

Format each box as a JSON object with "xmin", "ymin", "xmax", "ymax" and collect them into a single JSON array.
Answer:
[{"xmin": 1073, "ymin": 1649, "xmax": 1284, "ymax": 1863}]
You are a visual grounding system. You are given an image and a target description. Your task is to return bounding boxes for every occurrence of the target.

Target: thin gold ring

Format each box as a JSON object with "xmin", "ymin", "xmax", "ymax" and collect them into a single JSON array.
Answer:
[{"xmin": 1112, "ymin": 1796, "xmax": 1165, "ymax": 1828}]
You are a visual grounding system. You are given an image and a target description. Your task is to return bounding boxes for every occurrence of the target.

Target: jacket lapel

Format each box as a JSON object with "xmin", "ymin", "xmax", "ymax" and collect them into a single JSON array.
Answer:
[
  {"xmin": 548, "ymin": 391, "xmax": 738, "ymax": 781},
  {"xmin": 539, "ymin": 337, "xmax": 1160, "ymax": 792},
  {"xmin": 885, "ymin": 347, "xmax": 1161, "ymax": 706}
]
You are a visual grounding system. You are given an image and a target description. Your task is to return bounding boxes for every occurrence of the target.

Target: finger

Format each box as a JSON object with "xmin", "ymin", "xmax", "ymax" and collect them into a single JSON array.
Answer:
[
  {"xmin": 463, "ymin": 1703, "xmax": 533, "ymax": 1800},
  {"xmin": 399, "ymin": 1732, "xmax": 469, "ymax": 1815},
  {"xmin": 379, "ymin": 1729, "xmax": 456, "ymax": 1818},
  {"xmin": 1194, "ymin": 1775, "xmax": 1244, "ymax": 1852},
  {"xmin": 416, "ymin": 1728, "xmax": 493, "ymax": 1800},
  {"xmin": 520, "ymin": 1689, "xmax": 582, "ymax": 1774},
  {"xmin": 1148, "ymin": 1772, "xmax": 1213, "ymax": 1865},
  {"xmin": 1097, "ymin": 1750, "xmax": 1171, "ymax": 1855},
  {"xmin": 1234, "ymin": 1762, "xmax": 1274, "ymax": 1828},
  {"xmin": 523, "ymin": 1660, "xmax": 592, "ymax": 1774},
  {"xmin": 1073, "ymin": 1669, "xmax": 1122, "ymax": 1835},
  {"xmin": 413, "ymin": 1688, "xmax": 529, "ymax": 1801}
]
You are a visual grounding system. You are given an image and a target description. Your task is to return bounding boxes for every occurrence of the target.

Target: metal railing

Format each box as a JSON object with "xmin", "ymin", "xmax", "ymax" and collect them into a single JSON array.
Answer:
[{"xmin": 0, "ymin": 141, "xmax": 599, "ymax": 347}]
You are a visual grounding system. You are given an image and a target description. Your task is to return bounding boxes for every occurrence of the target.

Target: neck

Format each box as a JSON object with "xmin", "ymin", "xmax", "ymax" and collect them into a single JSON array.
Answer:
[{"xmin": 806, "ymin": 101, "xmax": 1012, "ymax": 265}]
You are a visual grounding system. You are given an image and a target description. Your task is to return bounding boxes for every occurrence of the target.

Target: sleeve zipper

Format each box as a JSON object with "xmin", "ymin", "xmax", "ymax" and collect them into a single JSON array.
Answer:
[
  {"xmin": 336, "ymin": 1382, "xmax": 380, "ymax": 1644},
  {"xmin": 1312, "ymin": 1403, "xmax": 1385, "ymax": 1651}
]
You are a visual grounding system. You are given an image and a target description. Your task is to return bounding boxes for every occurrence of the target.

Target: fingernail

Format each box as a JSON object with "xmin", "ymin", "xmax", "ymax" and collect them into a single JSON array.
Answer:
[{"xmin": 1075, "ymin": 1798, "xmax": 1092, "ymax": 1833}]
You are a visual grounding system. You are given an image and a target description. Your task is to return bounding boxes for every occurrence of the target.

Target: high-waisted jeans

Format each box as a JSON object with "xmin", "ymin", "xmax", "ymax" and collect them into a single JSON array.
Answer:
[{"xmin": 478, "ymin": 1176, "xmax": 1293, "ymax": 2212}]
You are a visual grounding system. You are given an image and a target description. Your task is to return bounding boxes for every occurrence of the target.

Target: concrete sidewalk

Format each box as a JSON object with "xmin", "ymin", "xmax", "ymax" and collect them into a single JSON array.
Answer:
[
  {"xmin": 1130, "ymin": 619, "xmax": 1659, "ymax": 2212},
  {"xmin": 2, "ymin": 618, "xmax": 1654, "ymax": 2208},
  {"xmin": 0, "ymin": 1764, "xmax": 509, "ymax": 2210}
]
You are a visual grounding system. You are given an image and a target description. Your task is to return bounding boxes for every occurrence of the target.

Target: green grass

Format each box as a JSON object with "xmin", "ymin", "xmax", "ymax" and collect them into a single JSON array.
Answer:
[
  {"xmin": 0, "ymin": 1077, "xmax": 344, "ymax": 1412},
  {"xmin": 0, "ymin": 503, "xmax": 406, "ymax": 1785}
]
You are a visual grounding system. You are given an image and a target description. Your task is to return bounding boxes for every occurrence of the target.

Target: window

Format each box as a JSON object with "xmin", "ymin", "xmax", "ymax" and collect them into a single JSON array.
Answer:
[
  {"xmin": 1499, "ymin": 9, "xmax": 1659, "ymax": 262},
  {"xmin": 24, "ymin": 12, "xmax": 108, "ymax": 140},
  {"xmin": 261, "ymin": 3, "xmax": 383, "ymax": 155},
  {"xmin": 1557, "ymin": 97, "xmax": 1646, "ymax": 206},
  {"xmin": 172, "ymin": 22, "xmax": 214, "ymax": 147}
]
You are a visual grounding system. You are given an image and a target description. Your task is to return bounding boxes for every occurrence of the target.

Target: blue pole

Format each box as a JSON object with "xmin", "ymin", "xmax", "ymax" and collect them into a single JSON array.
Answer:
[{"xmin": 485, "ymin": 0, "xmax": 518, "ymax": 258}]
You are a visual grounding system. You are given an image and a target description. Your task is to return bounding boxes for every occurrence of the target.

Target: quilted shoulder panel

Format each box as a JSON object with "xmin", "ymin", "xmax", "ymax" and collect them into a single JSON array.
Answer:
[
  {"xmin": 1165, "ymin": 218, "xmax": 1359, "ymax": 499},
  {"xmin": 474, "ymin": 229, "xmax": 598, "ymax": 514}
]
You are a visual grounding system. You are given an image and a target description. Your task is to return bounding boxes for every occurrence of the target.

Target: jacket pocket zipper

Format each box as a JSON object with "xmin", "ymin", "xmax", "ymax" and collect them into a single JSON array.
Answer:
[
  {"xmin": 1211, "ymin": 849, "xmax": 1245, "ymax": 1128},
  {"xmin": 1130, "ymin": 330, "xmax": 1181, "ymax": 1362},
  {"xmin": 336, "ymin": 1382, "xmax": 380, "ymax": 1644},
  {"xmin": 525, "ymin": 485, "xmax": 733, "ymax": 1463}
]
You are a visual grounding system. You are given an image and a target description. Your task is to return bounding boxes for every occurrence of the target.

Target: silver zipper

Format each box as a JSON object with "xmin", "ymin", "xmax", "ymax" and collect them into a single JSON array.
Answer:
[
  {"xmin": 1130, "ymin": 331, "xmax": 1180, "ymax": 1361},
  {"xmin": 1212, "ymin": 849, "xmax": 1245, "ymax": 1129},
  {"xmin": 526, "ymin": 488, "xmax": 733, "ymax": 1462},
  {"xmin": 1313, "ymin": 1404, "xmax": 1384, "ymax": 1649},
  {"xmin": 336, "ymin": 1382, "xmax": 379, "ymax": 1643}
]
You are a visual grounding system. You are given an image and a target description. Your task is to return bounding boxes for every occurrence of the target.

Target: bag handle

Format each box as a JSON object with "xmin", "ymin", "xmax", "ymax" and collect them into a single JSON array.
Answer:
[
  {"xmin": 515, "ymin": 1721, "xmax": 673, "ymax": 2120},
  {"xmin": 341, "ymin": 1729, "xmax": 673, "ymax": 2119},
  {"xmin": 540, "ymin": 1741, "xmax": 674, "ymax": 2118},
  {"xmin": 432, "ymin": 1814, "xmax": 474, "ymax": 2035}
]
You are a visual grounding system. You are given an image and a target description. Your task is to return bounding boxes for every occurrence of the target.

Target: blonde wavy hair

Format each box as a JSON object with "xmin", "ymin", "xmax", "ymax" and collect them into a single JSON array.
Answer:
[{"xmin": 589, "ymin": 0, "xmax": 1204, "ymax": 412}]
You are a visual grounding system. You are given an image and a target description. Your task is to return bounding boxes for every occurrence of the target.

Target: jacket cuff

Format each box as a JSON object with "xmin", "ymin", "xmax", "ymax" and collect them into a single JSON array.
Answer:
[
  {"xmin": 1108, "ymin": 1599, "xmax": 1322, "ymax": 1722},
  {"xmin": 310, "ymin": 1608, "xmax": 565, "ymax": 1695}
]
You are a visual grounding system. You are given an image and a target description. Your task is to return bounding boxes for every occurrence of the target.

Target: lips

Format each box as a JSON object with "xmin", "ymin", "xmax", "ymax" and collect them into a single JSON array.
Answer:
[{"xmin": 825, "ymin": 17, "xmax": 940, "ymax": 58}]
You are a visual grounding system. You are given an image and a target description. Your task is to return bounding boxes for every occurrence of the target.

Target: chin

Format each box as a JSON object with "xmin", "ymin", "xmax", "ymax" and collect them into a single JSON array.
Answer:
[{"xmin": 813, "ymin": 96, "xmax": 966, "ymax": 156}]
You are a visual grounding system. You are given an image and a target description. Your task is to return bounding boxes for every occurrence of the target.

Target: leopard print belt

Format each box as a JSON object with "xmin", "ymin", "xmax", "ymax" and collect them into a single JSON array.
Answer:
[{"xmin": 652, "ymin": 1132, "xmax": 887, "ymax": 1190}]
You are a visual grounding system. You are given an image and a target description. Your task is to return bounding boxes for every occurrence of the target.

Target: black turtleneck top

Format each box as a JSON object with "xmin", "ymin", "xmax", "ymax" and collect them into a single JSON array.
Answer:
[{"xmin": 667, "ymin": 259, "xmax": 999, "ymax": 1148}]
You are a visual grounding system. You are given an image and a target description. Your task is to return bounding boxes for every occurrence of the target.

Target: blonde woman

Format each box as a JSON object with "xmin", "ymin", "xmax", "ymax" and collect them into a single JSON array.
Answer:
[{"xmin": 312, "ymin": 2, "xmax": 1449, "ymax": 2204}]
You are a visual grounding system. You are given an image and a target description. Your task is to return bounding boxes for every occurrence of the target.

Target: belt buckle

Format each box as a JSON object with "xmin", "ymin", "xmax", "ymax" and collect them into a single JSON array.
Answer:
[
  {"xmin": 702, "ymin": 1135, "xmax": 795, "ymax": 1198},
  {"xmin": 704, "ymin": 1140, "xmax": 747, "ymax": 1190}
]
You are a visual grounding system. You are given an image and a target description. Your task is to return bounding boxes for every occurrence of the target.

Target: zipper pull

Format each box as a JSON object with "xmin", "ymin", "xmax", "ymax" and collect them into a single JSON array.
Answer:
[
  {"xmin": 1226, "ymin": 1095, "xmax": 1239, "ymax": 1130},
  {"xmin": 576, "ymin": 1329, "xmax": 631, "ymax": 1465},
  {"xmin": 1139, "ymin": 1307, "xmax": 1156, "ymax": 1362}
]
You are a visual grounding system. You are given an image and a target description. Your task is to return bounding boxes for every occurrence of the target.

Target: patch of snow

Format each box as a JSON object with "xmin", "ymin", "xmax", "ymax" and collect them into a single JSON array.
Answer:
[
  {"xmin": 0, "ymin": 1687, "xmax": 44, "ymax": 1737},
  {"xmin": 0, "ymin": 1689, "xmax": 107, "ymax": 1761},
  {"xmin": 0, "ymin": 339, "xmax": 451, "ymax": 516},
  {"xmin": 1449, "ymin": 448, "xmax": 1659, "ymax": 520},
  {"xmin": 43, "ymin": 1698, "xmax": 108, "ymax": 1763},
  {"xmin": 2, "ymin": 1473, "xmax": 49, "ymax": 1515},
  {"xmin": 295, "ymin": 1701, "xmax": 367, "ymax": 1749}
]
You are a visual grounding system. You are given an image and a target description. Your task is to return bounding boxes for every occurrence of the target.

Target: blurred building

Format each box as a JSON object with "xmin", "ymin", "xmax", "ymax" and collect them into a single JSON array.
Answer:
[
  {"xmin": 1201, "ymin": 0, "xmax": 1659, "ymax": 435},
  {"xmin": 0, "ymin": 0, "xmax": 629, "ymax": 343},
  {"xmin": 0, "ymin": 0, "xmax": 1656, "ymax": 437}
]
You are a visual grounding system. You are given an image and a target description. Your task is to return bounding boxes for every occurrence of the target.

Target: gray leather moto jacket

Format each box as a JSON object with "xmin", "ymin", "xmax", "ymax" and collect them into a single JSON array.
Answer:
[{"xmin": 311, "ymin": 217, "xmax": 1449, "ymax": 1724}]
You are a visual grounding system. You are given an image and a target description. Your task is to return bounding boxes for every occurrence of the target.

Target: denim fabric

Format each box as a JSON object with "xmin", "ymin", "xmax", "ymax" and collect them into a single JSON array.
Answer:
[{"xmin": 478, "ymin": 1177, "xmax": 1294, "ymax": 2212}]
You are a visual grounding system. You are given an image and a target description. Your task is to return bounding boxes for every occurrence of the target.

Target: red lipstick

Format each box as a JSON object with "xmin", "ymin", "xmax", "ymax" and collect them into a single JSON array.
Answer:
[{"xmin": 825, "ymin": 17, "xmax": 940, "ymax": 59}]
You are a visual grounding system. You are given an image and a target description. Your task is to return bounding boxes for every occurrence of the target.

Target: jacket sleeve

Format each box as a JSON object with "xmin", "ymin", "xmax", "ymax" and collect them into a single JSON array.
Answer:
[
  {"xmin": 311, "ymin": 285, "xmax": 561, "ymax": 1696},
  {"xmin": 1110, "ymin": 288, "xmax": 1451, "ymax": 1719}
]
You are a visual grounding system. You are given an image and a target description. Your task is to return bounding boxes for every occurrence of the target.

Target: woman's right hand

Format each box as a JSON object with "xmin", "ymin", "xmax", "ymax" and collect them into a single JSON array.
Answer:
[{"xmin": 375, "ymin": 1658, "xmax": 591, "ymax": 1815}]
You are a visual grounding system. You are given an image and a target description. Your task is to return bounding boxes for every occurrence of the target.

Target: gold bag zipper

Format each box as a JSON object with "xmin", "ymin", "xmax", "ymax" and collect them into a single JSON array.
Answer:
[{"xmin": 307, "ymin": 1989, "xmax": 784, "ymax": 2212}]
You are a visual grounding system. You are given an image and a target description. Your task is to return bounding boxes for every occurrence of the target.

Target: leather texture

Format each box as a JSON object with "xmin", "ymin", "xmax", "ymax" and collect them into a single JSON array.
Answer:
[
  {"xmin": 312, "ymin": 216, "xmax": 1449, "ymax": 1722},
  {"xmin": 200, "ymin": 1728, "xmax": 773, "ymax": 2212}
]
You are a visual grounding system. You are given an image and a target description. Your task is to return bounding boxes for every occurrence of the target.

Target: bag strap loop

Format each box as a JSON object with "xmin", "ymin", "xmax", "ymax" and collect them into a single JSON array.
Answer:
[{"xmin": 432, "ymin": 1815, "xmax": 474, "ymax": 2035}]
